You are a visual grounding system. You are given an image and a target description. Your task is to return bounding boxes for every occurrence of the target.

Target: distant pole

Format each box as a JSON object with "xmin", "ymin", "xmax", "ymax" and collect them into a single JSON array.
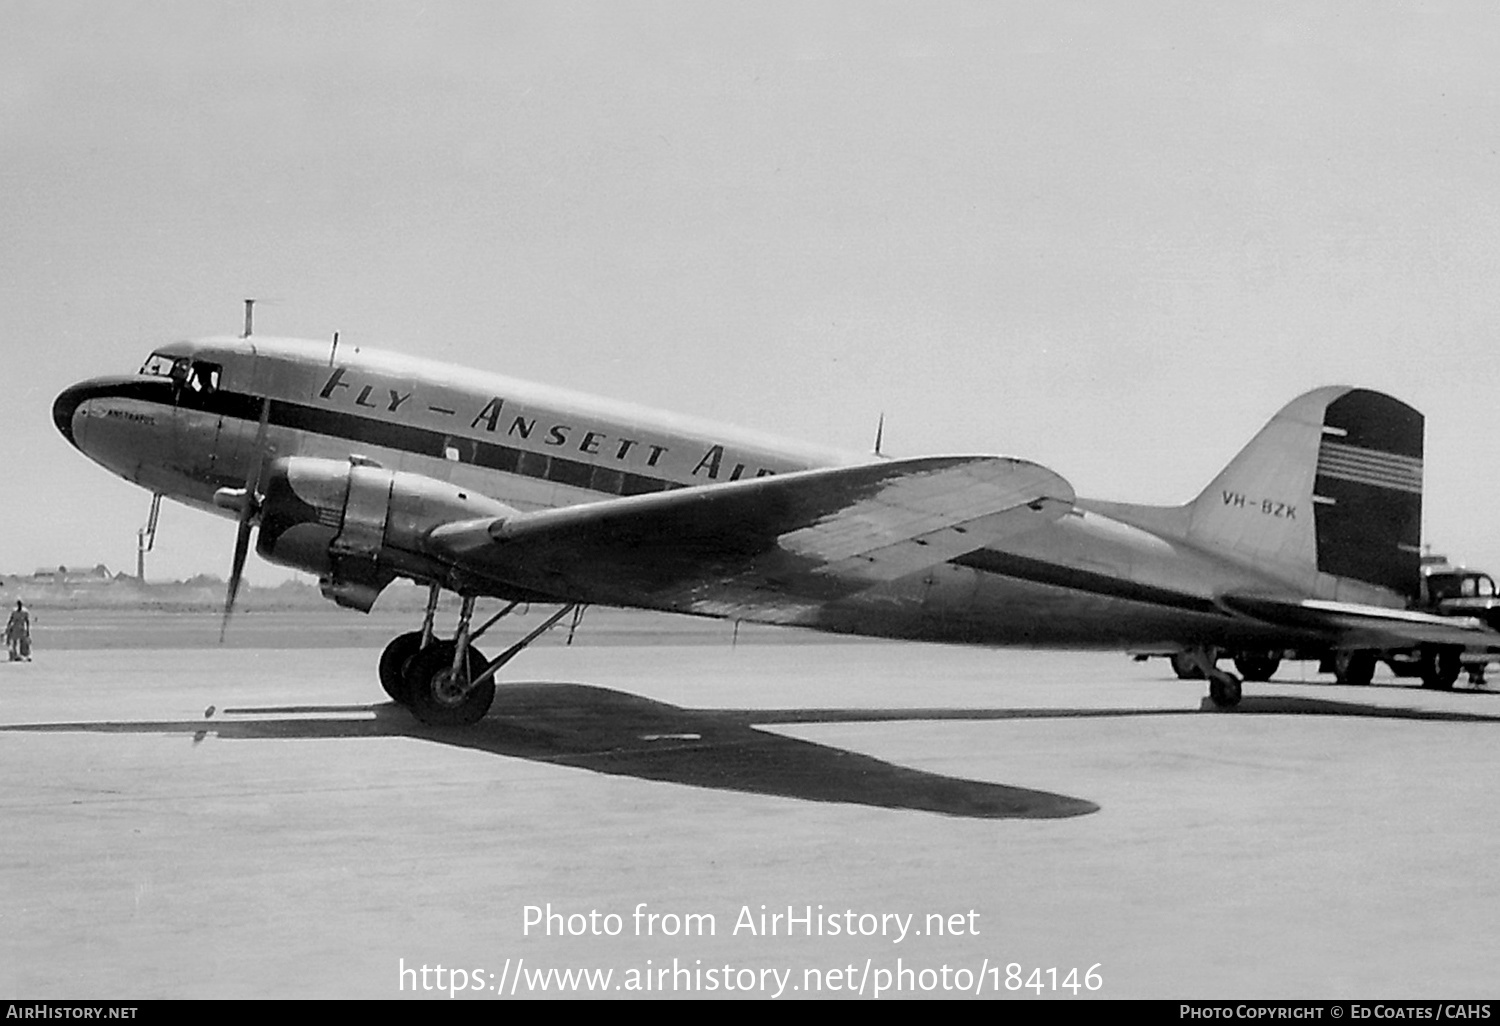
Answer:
[
  {"xmin": 136, "ymin": 529, "xmax": 146, "ymax": 582},
  {"xmin": 242, "ymin": 299, "xmax": 255, "ymax": 338}
]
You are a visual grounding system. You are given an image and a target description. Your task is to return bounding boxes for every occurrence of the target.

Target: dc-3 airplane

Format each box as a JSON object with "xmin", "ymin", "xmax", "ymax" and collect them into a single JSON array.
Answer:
[{"xmin": 52, "ymin": 327, "xmax": 1500, "ymax": 725}]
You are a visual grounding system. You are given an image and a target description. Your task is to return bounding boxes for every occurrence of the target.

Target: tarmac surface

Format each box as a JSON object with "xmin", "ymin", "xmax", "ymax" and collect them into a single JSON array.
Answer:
[{"xmin": 2, "ymin": 608, "xmax": 1499, "ymax": 999}]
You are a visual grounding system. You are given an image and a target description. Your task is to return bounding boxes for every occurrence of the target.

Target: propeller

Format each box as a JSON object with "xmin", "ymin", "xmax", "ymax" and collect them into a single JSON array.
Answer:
[{"xmin": 219, "ymin": 398, "xmax": 271, "ymax": 641}]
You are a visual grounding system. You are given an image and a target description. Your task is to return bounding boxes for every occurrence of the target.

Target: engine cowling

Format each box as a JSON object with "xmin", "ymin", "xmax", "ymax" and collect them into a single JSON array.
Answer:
[{"xmin": 255, "ymin": 456, "xmax": 516, "ymax": 610}]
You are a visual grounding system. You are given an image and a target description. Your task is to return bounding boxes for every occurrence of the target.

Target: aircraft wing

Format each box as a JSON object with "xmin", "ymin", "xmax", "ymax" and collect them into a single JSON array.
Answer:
[
  {"xmin": 428, "ymin": 455, "xmax": 1075, "ymax": 622},
  {"xmin": 1218, "ymin": 593, "xmax": 1500, "ymax": 650}
]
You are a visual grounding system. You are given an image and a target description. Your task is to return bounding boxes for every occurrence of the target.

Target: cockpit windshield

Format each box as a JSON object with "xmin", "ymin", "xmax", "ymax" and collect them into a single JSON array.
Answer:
[
  {"xmin": 140, "ymin": 352, "xmax": 189, "ymax": 380},
  {"xmin": 138, "ymin": 352, "xmax": 221, "ymax": 396}
]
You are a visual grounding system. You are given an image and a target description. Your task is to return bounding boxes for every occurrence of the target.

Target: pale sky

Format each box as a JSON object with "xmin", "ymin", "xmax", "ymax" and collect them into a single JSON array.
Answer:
[{"xmin": 5, "ymin": 1, "xmax": 1500, "ymax": 584}]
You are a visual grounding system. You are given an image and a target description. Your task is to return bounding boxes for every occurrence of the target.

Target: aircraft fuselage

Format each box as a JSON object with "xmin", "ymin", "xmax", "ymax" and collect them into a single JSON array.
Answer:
[{"xmin": 54, "ymin": 336, "xmax": 1318, "ymax": 651}]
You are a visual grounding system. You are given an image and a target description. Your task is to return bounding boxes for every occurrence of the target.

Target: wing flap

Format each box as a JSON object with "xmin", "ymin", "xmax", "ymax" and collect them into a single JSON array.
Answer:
[
  {"xmin": 804, "ymin": 500, "xmax": 1074, "ymax": 584},
  {"xmin": 427, "ymin": 455, "xmax": 1075, "ymax": 618}
]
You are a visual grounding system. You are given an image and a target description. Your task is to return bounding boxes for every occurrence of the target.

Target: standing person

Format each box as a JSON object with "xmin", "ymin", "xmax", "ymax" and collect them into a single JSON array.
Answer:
[{"xmin": 6, "ymin": 600, "xmax": 31, "ymax": 662}]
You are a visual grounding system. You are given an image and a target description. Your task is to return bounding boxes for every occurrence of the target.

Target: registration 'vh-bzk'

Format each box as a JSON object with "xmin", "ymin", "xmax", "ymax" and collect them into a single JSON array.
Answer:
[{"xmin": 53, "ymin": 320, "xmax": 1500, "ymax": 724}]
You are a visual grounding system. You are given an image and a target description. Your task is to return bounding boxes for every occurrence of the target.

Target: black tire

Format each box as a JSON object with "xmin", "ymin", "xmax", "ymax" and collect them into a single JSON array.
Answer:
[
  {"xmin": 378, "ymin": 631, "xmax": 425, "ymax": 704},
  {"xmin": 1333, "ymin": 650, "xmax": 1376, "ymax": 686},
  {"xmin": 1208, "ymin": 673, "xmax": 1242, "ymax": 708},
  {"xmin": 405, "ymin": 641, "xmax": 494, "ymax": 726},
  {"xmin": 1233, "ymin": 651, "xmax": 1282, "ymax": 682},
  {"xmin": 1419, "ymin": 646, "xmax": 1461, "ymax": 691},
  {"xmin": 1170, "ymin": 651, "xmax": 1205, "ymax": 680}
]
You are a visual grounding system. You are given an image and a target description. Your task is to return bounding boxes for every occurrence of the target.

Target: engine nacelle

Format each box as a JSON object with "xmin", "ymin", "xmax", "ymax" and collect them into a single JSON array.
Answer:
[{"xmin": 255, "ymin": 456, "xmax": 516, "ymax": 611}]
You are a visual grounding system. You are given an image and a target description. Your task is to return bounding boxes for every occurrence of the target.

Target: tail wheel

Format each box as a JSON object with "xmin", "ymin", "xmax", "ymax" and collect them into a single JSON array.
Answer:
[
  {"xmin": 1208, "ymin": 671, "xmax": 1243, "ymax": 708},
  {"xmin": 1419, "ymin": 646, "xmax": 1461, "ymax": 691},
  {"xmin": 406, "ymin": 641, "xmax": 494, "ymax": 726},
  {"xmin": 378, "ymin": 631, "xmax": 425, "ymax": 704},
  {"xmin": 1233, "ymin": 651, "xmax": 1282, "ymax": 682},
  {"xmin": 1332, "ymin": 650, "xmax": 1376, "ymax": 686}
]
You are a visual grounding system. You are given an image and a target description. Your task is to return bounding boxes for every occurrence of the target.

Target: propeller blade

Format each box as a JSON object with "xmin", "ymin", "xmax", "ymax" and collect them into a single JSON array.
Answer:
[
  {"xmin": 221, "ymin": 508, "xmax": 253, "ymax": 640},
  {"xmin": 219, "ymin": 398, "xmax": 272, "ymax": 642}
]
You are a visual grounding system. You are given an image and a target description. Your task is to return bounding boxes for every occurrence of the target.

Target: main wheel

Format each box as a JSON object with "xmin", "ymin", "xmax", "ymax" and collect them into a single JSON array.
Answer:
[
  {"xmin": 378, "ymin": 631, "xmax": 425, "ymax": 704},
  {"xmin": 1170, "ymin": 651, "xmax": 1204, "ymax": 680},
  {"xmin": 1233, "ymin": 651, "xmax": 1282, "ymax": 682},
  {"xmin": 1332, "ymin": 650, "xmax": 1376, "ymax": 686},
  {"xmin": 1208, "ymin": 672, "xmax": 1243, "ymax": 708},
  {"xmin": 405, "ymin": 641, "xmax": 494, "ymax": 726},
  {"xmin": 1419, "ymin": 646, "xmax": 1461, "ymax": 691}
]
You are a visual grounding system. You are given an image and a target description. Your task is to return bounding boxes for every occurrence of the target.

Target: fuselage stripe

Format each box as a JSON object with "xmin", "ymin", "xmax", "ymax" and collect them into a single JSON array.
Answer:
[{"xmin": 179, "ymin": 387, "xmax": 684, "ymax": 499}]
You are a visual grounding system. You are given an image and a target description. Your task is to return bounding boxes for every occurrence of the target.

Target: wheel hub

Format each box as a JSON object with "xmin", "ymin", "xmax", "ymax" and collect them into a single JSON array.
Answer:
[{"xmin": 431, "ymin": 668, "xmax": 471, "ymax": 706}]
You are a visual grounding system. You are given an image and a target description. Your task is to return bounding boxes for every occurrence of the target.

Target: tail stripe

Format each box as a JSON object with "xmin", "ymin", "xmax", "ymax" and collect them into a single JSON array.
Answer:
[
  {"xmin": 1316, "ymin": 466, "xmax": 1420, "ymax": 493},
  {"xmin": 1316, "ymin": 442, "xmax": 1422, "ymax": 493},
  {"xmin": 1317, "ymin": 442, "xmax": 1423, "ymax": 475},
  {"xmin": 1320, "ymin": 438, "xmax": 1422, "ymax": 492}
]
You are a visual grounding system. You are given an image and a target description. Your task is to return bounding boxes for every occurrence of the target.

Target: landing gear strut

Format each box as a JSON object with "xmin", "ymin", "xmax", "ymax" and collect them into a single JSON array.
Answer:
[
  {"xmin": 1170, "ymin": 650, "xmax": 1206, "ymax": 680},
  {"xmin": 1184, "ymin": 646, "xmax": 1242, "ymax": 709},
  {"xmin": 403, "ymin": 594, "xmax": 494, "ymax": 726},
  {"xmin": 406, "ymin": 634, "xmax": 492, "ymax": 726},
  {"xmin": 380, "ymin": 585, "xmax": 579, "ymax": 726}
]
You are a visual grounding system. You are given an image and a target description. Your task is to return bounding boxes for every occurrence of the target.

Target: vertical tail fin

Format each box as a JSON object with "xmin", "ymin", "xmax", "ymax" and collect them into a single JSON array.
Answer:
[{"xmin": 1185, "ymin": 387, "xmax": 1423, "ymax": 600}]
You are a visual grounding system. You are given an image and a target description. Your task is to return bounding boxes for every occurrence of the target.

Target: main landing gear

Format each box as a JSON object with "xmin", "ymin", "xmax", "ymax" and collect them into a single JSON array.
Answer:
[
  {"xmin": 1182, "ymin": 646, "xmax": 1243, "ymax": 709},
  {"xmin": 378, "ymin": 583, "xmax": 579, "ymax": 726}
]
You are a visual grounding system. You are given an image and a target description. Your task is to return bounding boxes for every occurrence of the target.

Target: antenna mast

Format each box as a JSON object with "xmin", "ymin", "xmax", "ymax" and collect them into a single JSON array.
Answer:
[{"xmin": 242, "ymin": 299, "xmax": 255, "ymax": 338}]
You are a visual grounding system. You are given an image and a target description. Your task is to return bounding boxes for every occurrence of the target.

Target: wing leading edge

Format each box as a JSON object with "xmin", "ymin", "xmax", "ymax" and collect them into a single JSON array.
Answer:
[{"xmin": 428, "ymin": 455, "xmax": 1076, "ymax": 622}]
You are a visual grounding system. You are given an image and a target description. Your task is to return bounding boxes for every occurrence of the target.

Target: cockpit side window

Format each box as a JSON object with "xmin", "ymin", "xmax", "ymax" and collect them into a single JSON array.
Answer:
[{"xmin": 186, "ymin": 361, "xmax": 221, "ymax": 395}]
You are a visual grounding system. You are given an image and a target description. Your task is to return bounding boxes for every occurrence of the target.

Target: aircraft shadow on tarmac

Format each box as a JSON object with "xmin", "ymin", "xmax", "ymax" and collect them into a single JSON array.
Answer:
[{"xmin": 7, "ymin": 683, "xmax": 1500, "ymax": 820}]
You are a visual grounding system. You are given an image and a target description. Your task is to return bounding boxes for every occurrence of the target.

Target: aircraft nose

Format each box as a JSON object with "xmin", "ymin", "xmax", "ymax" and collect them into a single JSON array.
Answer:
[{"xmin": 53, "ymin": 382, "xmax": 90, "ymax": 449}]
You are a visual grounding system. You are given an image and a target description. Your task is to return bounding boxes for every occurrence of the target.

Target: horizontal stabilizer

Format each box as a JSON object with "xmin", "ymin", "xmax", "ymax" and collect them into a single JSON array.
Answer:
[
  {"xmin": 427, "ymin": 455, "xmax": 1075, "ymax": 620},
  {"xmin": 1218, "ymin": 592, "xmax": 1500, "ymax": 650}
]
